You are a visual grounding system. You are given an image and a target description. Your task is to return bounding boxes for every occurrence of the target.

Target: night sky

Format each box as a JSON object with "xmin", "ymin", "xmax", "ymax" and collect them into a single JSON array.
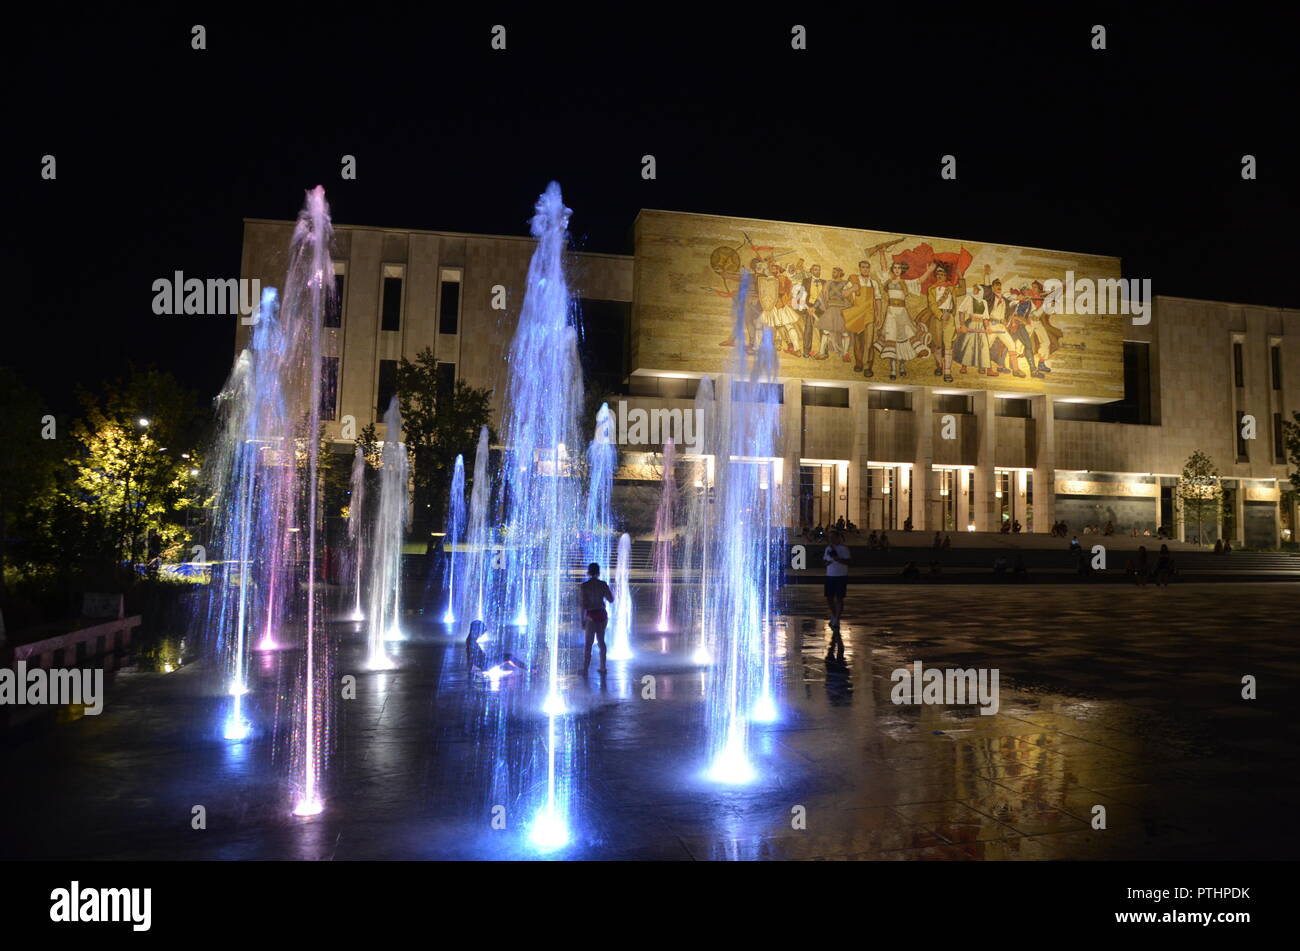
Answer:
[{"xmin": 11, "ymin": 11, "xmax": 1297, "ymax": 418}]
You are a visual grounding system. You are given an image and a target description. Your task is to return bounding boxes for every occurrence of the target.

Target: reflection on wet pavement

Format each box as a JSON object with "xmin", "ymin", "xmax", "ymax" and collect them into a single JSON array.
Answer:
[{"xmin": 1, "ymin": 583, "xmax": 1293, "ymax": 860}]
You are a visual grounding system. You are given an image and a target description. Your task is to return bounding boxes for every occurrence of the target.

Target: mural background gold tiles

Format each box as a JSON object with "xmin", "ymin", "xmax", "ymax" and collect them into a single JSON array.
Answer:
[{"xmin": 633, "ymin": 210, "xmax": 1125, "ymax": 399}]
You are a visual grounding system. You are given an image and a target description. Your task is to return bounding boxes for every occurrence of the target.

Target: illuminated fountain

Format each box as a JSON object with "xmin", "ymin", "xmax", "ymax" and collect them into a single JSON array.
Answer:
[
  {"xmin": 609, "ymin": 532, "xmax": 633, "ymax": 660},
  {"xmin": 346, "ymin": 446, "xmax": 367, "ymax": 623},
  {"xmin": 463, "ymin": 425, "xmax": 491, "ymax": 629},
  {"xmin": 443, "ymin": 454, "xmax": 465, "ymax": 625},
  {"xmin": 283, "ymin": 186, "xmax": 335, "ymax": 818},
  {"xmin": 702, "ymin": 277, "xmax": 784, "ymax": 784},
  {"xmin": 490, "ymin": 182, "xmax": 585, "ymax": 852},
  {"xmin": 682, "ymin": 377, "xmax": 718, "ymax": 665},
  {"xmin": 365, "ymin": 397, "xmax": 408, "ymax": 668},
  {"xmin": 584, "ymin": 403, "xmax": 616, "ymax": 587},
  {"xmin": 652, "ymin": 438, "xmax": 676, "ymax": 631}
]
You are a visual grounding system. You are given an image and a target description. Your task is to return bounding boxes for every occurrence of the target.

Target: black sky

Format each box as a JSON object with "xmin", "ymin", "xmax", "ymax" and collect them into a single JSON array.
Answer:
[{"xmin": 10, "ymin": 10, "xmax": 1298, "ymax": 417}]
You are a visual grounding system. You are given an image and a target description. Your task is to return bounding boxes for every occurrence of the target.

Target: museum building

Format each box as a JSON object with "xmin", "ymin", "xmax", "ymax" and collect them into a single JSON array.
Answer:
[{"xmin": 237, "ymin": 209, "xmax": 1299, "ymax": 548}]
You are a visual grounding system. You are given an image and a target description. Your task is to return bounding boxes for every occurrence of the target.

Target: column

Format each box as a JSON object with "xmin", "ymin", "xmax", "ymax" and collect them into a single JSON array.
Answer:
[
  {"xmin": 848, "ymin": 382, "xmax": 870, "ymax": 529},
  {"xmin": 956, "ymin": 471, "xmax": 970, "ymax": 530},
  {"xmin": 911, "ymin": 386, "xmax": 933, "ymax": 531},
  {"xmin": 1031, "ymin": 394, "xmax": 1056, "ymax": 533},
  {"xmin": 974, "ymin": 390, "xmax": 996, "ymax": 531},
  {"xmin": 1233, "ymin": 481, "xmax": 1246, "ymax": 545}
]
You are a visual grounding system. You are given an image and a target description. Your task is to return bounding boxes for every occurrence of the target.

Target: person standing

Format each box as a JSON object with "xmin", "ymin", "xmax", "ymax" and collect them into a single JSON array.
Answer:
[
  {"xmin": 579, "ymin": 562, "xmax": 615, "ymax": 675},
  {"xmin": 823, "ymin": 529, "xmax": 851, "ymax": 631}
]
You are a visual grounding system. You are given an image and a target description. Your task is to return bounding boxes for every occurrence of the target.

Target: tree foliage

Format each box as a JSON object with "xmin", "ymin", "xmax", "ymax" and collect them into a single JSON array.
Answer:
[
  {"xmin": 1175, "ymin": 449, "xmax": 1222, "ymax": 545},
  {"xmin": 394, "ymin": 348, "xmax": 494, "ymax": 544}
]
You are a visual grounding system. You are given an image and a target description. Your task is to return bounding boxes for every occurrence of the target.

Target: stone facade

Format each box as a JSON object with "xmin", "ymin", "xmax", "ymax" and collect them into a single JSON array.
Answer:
[{"xmin": 238, "ymin": 215, "xmax": 1299, "ymax": 547}]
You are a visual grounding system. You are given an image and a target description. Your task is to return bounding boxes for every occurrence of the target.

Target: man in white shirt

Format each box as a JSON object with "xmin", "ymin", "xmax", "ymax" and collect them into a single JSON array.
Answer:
[{"xmin": 823, "ymin": 529, "xmax": 851, "ymax": 631}]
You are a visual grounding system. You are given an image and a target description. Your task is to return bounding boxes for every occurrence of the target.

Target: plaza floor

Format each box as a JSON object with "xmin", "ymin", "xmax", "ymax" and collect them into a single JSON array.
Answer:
[{"xmin": 1, "ymin": 583, "xmax": 1295, "ymax": 860}]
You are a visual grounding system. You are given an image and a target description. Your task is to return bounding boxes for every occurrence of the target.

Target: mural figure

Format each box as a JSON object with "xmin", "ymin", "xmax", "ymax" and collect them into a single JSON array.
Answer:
[
  {"xmin": 874, "ymin": 251, "xmax": 934, "ymax": 380},
  {"xmin": 842, "ymin": 259, "xmax": 882, "ymax": 376}
]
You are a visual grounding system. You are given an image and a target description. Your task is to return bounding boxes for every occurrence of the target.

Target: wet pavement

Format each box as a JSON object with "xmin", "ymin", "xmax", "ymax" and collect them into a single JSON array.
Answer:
[{"xmin": 1, "ymin": 583, "xmax": 1295, "ymax": 860}]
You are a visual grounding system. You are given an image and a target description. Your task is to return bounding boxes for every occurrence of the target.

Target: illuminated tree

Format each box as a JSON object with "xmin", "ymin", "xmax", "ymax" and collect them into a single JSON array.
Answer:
[{"xmin": 1175, "ymin": 450, "xmax": 1222, "ymax": 546}]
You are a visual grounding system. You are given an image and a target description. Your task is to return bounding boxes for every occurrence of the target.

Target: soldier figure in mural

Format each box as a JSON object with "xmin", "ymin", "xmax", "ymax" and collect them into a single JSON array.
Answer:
[
  {"xmin": 1011, "ymin": 279, "xmax": 1063, "ymax": 376},
  {"xmin": 924, "ymin": 263, "xmax": 965, "ymax": 383},
  {"xmin": 842, "ymin": 259, "xmax": 882, "ymax": 376},
  {"xmin": 875, "ymin": 250, "xmax": 935, "ymax": 381}
]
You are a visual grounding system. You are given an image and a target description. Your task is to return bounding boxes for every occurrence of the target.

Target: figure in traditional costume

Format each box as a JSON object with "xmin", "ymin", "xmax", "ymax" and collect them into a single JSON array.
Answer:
[
  {"xmin": 874, "ymin": 253, "xmax": 935, "ymax": 380},
  {"xmin": 759, "ymin": 262, "xmax": 804, "ymax": 354},
  {"xmin": 719, "ymin": 257, "xmax": 765, "ymax": 353},
  {"xmin": 814, "ymin": 267, "xmax": 851, "ymax": 360},
  {"xmin": 954, "ymin": 286, "xmax": 995, "ymax": 375}
]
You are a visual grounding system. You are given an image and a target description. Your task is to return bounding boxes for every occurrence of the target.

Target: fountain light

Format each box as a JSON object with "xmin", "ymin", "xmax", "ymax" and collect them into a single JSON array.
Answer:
[
  {"xmin": 292, "ymin": 797, "xmax": 324, "ymax": 818},
  {"xmin": 751, "ymin": 693, "xmax": 778, "ymax": 723},
  {"xmin": 223, "ymin": 713, "xmax": 251, "ymax": 741},
  {"xmin": 542, "ymin": 692, "xmax": 566, "ymax": 716},
  {"xmin": 707, "ymin": 736, "xmax": 757, "ymax": 785},
  {"xmin": 528, "ymin": 807, "xmax": 570, "ymax": 852}
]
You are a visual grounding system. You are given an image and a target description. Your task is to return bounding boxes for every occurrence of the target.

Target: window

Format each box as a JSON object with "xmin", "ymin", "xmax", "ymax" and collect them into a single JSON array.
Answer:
[
  {"xmin": 1274, "ymin": 412, "xmax": 1286, "ymax": 464},
  {"xmin": 579, "ymin": 299, "xmax": 631, "ymax": 395},
  {"xmin": 930, "ymin": 393, "xmax": 968, "ymax": 415},
  {"xmin": 320, "ymin": 357, "xmax": 339, "ymax": 420},
  {"xmin": 1271, "ymin": 345, "xmax": 1283, "ymax": 391},
  {"xmin": 802, "ymin": 385, "xmax": 849, "ymax": 408},
  {"xmin": 381, "ymin": 268, "xmax": 403, "ymax": 332},
  {"xmin": 437, "ymin": 362, "xmax": 455, "ymax": 404},
  {"xmin": 870, "ymin": 389, "xmax": 912, "ymax": 410},
  {"xmin": 1233, "ymin": 341, "xmax": 1244, "ymax": 388},
  {"xmin": 1236, "ymin": 410, "xmax": 1248, "ymax": 461},
  {"xmin": 377, "ymin": 359, "xmax": 398, "ymax": 416},
  {"xmin": 628, "ymin": 375, "xmax": 697, "ymax": 399},
  {"xmin": 439, "ymin": 269, "xmax": 462, "ymax": 335},
  {"xmin": 325, "ymin": 272, "xmax": 345, "ymax": 328},
  {"xmin": 995, "ymin": 397, "xmax": 1032, "ymax": 418}
]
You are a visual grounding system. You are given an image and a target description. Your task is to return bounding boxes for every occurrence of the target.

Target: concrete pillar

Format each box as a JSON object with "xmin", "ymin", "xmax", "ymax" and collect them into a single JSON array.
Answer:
[
  {"xmin": 1031, "ymin": 394, "xmax": 1055, "ymax": 533},
  {"xmin": 848, "ymin": 383, "xmax": 870, "ymax": 529},
  {"xmin": 1233, "ymin": 481, "xmax": 1246, "ymax": 545},
  {"xmin": 974, "ymin": 390, "xmax": 996, "ymax": 531},
  {"xmin": 1271, "ymin": 485, "xmax": 1282, "ymax": 549},
  {"xmin": 782, "ymin": 380, "xmax": 803, "ymax": 529},
  {"xmin": 911, "ymin": 386, "xmax": 933, "ymax": 531}
]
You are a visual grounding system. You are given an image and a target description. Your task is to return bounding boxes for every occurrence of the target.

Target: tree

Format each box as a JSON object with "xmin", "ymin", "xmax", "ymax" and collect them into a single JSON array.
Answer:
[
  {"xmin": 64, "ymin": 371, "xmax": 205, "ymax": 576},
  {"xmin": 0, "ymin": 369, "xmax": 60, "ymax": 598},
  {"xmin": 1283, "ymin": 411, "xmax": 1300, "ymax": 493},
  {"xmin": 395, "ymin": 349, "xmax": 494, "ymax": 545},
  {"xmin": 1175, "ymin": 450, "xmax": 1222, "ymax": 545}
]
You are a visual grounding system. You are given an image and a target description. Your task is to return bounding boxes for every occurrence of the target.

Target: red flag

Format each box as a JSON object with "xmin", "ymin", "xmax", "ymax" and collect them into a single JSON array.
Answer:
[{"xmin": 891, "ymin": 243, "xmax": 973, "ymax": 294}]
